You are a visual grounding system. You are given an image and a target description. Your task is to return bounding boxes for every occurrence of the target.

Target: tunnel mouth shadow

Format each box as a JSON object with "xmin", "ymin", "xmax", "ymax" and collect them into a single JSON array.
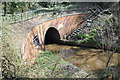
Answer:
[
  {"xmin": 55, "ymin": 40, "xmax": 100, "ymax": 50},
  {"xmin": 44, "ymin": 27, "xmax": 61, "ymax": 45}
]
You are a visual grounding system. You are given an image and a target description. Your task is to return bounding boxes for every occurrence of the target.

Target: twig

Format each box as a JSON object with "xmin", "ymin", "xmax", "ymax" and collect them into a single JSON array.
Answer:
[
  {"xmin": 105, "ymin": 52, "xmax": 114, "ymax": 68},
  {"xmin": 84, "ymin": 73, "xmax": 92, "ymax": 79},
  {"xmin": 2, "ymin": 56, "xmax": 16, "ymax": 78}
]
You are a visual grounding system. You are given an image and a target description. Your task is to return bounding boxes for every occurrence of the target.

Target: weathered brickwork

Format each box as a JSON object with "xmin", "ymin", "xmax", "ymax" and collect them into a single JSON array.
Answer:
[{"xmin": 23, "ymin": 14, "xmax": 87, "ymax": 64}]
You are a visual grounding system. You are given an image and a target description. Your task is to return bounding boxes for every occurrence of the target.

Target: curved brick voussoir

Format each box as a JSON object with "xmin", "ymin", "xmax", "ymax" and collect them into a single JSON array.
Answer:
[{"xmin": 23, "ymin": 14, "xmax": 88, "ymax": 64}]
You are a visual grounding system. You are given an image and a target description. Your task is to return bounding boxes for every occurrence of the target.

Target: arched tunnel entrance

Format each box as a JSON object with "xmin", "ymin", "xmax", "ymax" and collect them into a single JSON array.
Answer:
[{"xmin": 45, "ymin": 27, "xmax": 61, "ymax": 45}]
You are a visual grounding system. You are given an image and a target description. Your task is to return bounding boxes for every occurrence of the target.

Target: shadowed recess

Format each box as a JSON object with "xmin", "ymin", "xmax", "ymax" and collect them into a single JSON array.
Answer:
[{"xmin": 45, "ymin": 27, "xmax": 60, "ymax": 45}]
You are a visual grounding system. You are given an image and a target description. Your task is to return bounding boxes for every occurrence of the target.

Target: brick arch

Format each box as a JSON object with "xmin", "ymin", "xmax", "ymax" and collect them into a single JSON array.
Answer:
[{"xmin": 23, "ymin": 14, "xmax": 88, "ymax": 64}]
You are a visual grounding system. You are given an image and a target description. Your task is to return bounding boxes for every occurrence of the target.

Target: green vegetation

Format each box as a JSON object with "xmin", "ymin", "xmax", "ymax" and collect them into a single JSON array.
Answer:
[
  {"xmin": 73, "ymin": 29, "xmax": 99, "ymax": 46},
  {"xmin": 74, "ymin": 29, "xmax": 96, "ymax": 42},
  {"xmin": 72, "ymin": 9, "xmax": 119, "ymax": 52},
  {"xmin": 74, "ymin": 28, "xmax": 109, "ymax": 48}
]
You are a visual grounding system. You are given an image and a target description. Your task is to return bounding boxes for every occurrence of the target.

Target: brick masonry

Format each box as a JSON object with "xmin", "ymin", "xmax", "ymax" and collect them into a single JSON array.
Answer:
[{"xmin": 23, "ymin": 14, "xmax": 87, "ymax": 64}]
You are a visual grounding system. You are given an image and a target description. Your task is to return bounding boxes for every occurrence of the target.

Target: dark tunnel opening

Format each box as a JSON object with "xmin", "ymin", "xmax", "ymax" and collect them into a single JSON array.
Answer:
[{"xmin": 45, "ymin": 27, "xmax": 61, "ymax": 45}]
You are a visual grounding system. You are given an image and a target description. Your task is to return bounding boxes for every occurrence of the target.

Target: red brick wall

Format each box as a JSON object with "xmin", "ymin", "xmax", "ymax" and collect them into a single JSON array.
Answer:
[{"xmin": 23, "ymin": 14, "xmax": 87, "ymax": 64}]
